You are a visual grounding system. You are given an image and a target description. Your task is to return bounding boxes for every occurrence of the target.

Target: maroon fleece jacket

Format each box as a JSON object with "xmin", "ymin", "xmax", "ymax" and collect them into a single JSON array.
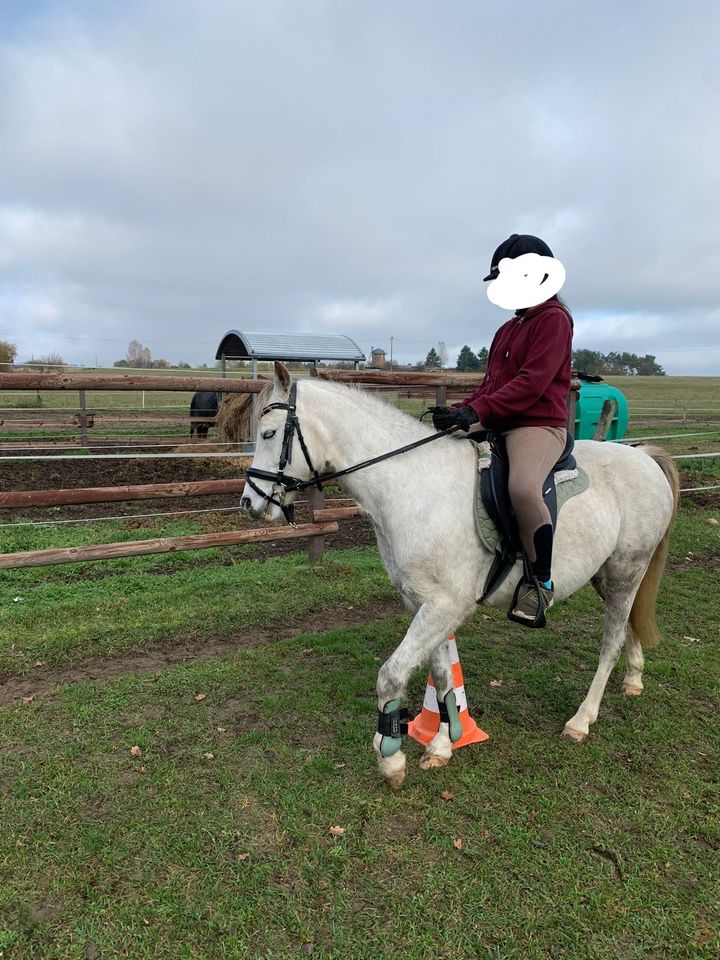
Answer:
[{"xmin": 455, "ymin": 299, "xmax": 573, "ymax": 430}]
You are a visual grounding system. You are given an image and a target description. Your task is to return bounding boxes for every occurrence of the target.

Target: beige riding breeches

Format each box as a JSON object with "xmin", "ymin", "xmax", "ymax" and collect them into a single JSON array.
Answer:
[{"xmin": 502, "ymin": 426, "xmax": 567, "ymax": 561}]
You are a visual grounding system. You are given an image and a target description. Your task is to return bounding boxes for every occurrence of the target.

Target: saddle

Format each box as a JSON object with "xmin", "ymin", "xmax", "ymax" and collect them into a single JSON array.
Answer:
[{"xmin": 475, "ymin": 430, "xmax": 578, "ymax": 608}]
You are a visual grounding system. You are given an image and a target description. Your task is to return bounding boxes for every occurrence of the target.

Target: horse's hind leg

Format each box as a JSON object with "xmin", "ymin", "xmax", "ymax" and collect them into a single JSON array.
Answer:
[
  {"xmin": 374, "ymin": 595, "xmax": 466, "ymax": 789},
  {"xmin": 563, "ymin": 566, "xmax": 644, "ymax": 742},
  {"xmin": 621, "ymin": 625, "xmax": 645, "ymax": 696},
  {"xmin": 418, "ymin": 643, "xmax": 454, "ymax": 771},
  {"xmin": 592, "ymin": 570, "xmax": 644, "ymax": 695}
]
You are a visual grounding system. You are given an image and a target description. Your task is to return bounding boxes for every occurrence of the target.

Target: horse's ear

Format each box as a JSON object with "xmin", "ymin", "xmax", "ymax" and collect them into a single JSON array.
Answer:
[{"xmin": 274, "ymin": 361, "xmax": 291, "ymax": 396}]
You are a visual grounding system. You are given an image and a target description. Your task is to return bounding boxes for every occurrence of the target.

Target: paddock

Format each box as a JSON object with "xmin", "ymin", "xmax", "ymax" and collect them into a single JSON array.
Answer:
[{"xmin": 0, "ymin": 371, "xmax": 718, "ymax": 959}]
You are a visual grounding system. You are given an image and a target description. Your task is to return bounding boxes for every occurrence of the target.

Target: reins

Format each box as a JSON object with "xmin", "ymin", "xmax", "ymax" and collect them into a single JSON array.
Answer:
[{"xmin": 244, "ymin": 382, "xmax": 461, "ymax": 523}]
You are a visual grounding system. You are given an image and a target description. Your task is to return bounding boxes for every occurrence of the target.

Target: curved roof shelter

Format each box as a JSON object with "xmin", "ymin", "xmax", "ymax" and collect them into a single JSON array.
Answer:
[{"xmin": 215, "ymin": 330, "xmax": 365, "ymax": 364}]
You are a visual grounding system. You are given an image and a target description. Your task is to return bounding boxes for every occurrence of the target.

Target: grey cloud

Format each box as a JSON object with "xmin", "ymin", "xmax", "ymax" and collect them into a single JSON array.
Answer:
[{"xmin": 0, "ymin": 0, "xmax": 718, "ymax": 371}]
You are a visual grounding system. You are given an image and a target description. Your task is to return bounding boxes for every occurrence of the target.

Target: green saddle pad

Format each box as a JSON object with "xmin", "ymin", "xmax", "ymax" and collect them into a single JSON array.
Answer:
[{"xmin": 473, "ymin": 445, "xmax": 590, "ymax": 554}]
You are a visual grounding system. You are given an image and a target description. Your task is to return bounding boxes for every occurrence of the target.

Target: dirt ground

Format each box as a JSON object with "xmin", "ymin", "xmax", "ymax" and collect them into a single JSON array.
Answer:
[{"xmin": 0, "ymin": 596, "xmax": 406, "ymax": 706}]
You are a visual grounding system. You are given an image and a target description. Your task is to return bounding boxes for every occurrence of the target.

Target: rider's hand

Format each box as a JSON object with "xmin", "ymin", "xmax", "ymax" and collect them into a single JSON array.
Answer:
[{"xmin": 429, "ymin": 406, "xmax": 479, "ymax": 432}]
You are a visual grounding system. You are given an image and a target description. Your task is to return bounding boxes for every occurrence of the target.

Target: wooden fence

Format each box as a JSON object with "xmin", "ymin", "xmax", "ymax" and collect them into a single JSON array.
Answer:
[
  {"xmin": 0, "ymin": 369, "xmax": 458, "ymax": 570},
  {"xmin": 0, "ymin": 369, "xmax": 481, "ymax": 449},
  {"xmin": 4, "ymin": 370, "xmax": 712, "ymax": 572}
]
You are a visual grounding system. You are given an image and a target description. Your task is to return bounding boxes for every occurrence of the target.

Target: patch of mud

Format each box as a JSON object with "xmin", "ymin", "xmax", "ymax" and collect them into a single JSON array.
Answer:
[{"xmin": 0, "ymin": 597, "xmax": 406, "ymax": 706}]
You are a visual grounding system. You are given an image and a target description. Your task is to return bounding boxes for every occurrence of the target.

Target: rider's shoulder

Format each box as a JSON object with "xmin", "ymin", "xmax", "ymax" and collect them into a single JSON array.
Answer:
[{"xmin": 525, "ymin": 300, "xmax": 573, "ymax": 332}]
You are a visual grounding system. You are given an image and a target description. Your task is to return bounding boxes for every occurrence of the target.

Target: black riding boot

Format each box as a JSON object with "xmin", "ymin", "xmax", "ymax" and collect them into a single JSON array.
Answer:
[{"xmin": 530, "ymin": 523, "xmax": 554, "ymax": 585}]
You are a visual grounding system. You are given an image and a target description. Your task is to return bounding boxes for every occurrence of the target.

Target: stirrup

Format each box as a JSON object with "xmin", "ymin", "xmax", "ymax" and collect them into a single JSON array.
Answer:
[{"xmin": 507, "ymin": 573, "xmax": 548, "ymax": 630}]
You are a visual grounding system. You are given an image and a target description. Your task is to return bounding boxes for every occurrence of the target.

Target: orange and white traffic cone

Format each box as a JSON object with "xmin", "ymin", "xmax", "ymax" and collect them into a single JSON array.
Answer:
[{"xmin": 408, "ymin": 634, "xmax": 489, "ymax": 748}]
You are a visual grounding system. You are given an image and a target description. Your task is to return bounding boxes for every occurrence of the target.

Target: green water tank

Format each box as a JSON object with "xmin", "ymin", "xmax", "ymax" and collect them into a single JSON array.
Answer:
[{"xmin": 574, "ymin": 382, "xmax": 629, "ymax": 440}]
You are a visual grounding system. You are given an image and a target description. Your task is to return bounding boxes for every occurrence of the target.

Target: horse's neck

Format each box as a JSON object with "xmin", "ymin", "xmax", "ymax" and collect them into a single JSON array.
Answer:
[{"xmin": 300, "ymin": 385, "xmax": 465, "ymax": 521}]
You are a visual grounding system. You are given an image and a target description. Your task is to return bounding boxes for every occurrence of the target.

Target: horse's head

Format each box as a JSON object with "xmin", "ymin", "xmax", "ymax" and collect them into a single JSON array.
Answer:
[{"xmin": 241, "ymin": 361, "xmax": 309, "ymax": 522}]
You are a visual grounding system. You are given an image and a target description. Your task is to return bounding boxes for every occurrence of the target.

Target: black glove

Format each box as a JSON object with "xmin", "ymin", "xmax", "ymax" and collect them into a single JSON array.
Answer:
[{"xmin": 429, "ymin": 405, "xmax": 479, "ymax": 432}]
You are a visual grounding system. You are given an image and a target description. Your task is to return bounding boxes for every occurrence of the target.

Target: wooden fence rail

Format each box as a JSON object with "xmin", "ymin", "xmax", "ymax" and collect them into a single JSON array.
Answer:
[
  {"xmin": 0, "ymin": 373, "xmax": 264, "ymax": 393},
  {"xmin": 0, "ymin": 478, "xmax": 248, "ymax": 509},
  {"xmin": 0, "ymin": 522, "xmax": 339, "ymax": 570}
]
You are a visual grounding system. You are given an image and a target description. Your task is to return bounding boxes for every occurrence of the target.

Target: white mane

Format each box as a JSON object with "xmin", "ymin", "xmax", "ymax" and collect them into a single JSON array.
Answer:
[{"xmin": 298, "ymin": 378, "xmax": 435, "ymax": 443}]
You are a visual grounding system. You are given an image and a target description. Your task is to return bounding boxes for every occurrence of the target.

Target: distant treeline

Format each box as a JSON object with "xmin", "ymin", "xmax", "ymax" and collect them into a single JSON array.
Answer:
[
  {"xmin": 456, "ymin": 343, "xmax": 665, "ymax": 376},
  {"xmin": 571, "ymin": 350, "xmax": 665, "ymax": 376}
]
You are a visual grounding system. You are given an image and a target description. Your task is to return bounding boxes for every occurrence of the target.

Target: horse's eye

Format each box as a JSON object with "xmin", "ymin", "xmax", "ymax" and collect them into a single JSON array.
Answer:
[{"xmin": 262, "ymin": 429, "xmax": 276, "ymax": 440}]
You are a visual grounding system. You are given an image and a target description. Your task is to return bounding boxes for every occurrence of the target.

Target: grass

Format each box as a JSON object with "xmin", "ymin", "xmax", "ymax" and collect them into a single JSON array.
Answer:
[
  {"xmin": 0, "ymin": 543, "xmax": 395, "ymax": 676},
  {"xmin": 1, "ymin": 505, "xmax": 716, "ymax": 677},
  {"xmin": 0, "ymin": 502, "xmax": 718, "ymax": 957},
  {"xmin": 0, "ymin": 578, "xmax": 718, "ymax": 958}
]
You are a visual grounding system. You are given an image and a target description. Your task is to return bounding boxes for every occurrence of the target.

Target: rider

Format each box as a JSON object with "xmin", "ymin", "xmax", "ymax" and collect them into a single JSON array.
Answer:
[{"xmin": 432, "ymin": 234, "xmax": 573, "ymax": 623}]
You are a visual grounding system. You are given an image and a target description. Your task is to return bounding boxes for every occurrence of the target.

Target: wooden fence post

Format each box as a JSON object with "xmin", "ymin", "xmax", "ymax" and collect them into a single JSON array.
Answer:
[
  {"xmin": 78, "ymin": 390, "xmax": 89, "ymax": 448},
  {"xmin": 593, "ymin": 398, "xmax": 618, "ymax": 441},
  {"xmin": 567, "ymin": 380, "xmax": 580, "ymax": 438},
  {"xmin": 307, "ymin": 486, "xmax": 326, "ymax": 563}
]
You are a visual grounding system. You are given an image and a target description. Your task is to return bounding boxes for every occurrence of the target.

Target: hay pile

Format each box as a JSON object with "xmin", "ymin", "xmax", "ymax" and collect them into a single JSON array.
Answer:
[{"xmin": 216, "ymin": 393, "xmax": 253, "ymax": 443}]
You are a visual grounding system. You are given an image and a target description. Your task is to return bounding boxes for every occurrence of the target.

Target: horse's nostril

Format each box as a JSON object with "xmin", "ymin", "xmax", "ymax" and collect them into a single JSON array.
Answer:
[{"xmin": 241, "ymin": 497, "xmax": 252, "ymax": 511}]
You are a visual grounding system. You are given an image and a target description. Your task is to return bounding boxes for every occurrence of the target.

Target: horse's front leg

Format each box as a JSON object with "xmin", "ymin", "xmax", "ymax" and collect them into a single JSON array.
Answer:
[
  {"xmin": 374, "ymin": 596, "xmax": 464, "ymax": 789},
  {"xmin": 418, "ymin": 642, "xmax": 456, "ymax": 770}
]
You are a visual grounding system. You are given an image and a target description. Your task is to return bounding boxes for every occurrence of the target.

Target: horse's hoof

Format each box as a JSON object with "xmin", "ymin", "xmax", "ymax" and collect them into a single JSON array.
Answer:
[
  {"xmin": 562, "ymin": 725, "xmax": 587, "ymax": 743},
  {"xmin": 384, "ymin": 764, "xmax": 407, "ymax": 791},
  {"xmin": 622, "ymin": 683, "xmax": 643, "ymax": 697},
  {"xmin": 419, "ymin": 752, "xmax": 450, "ymax": 771}
]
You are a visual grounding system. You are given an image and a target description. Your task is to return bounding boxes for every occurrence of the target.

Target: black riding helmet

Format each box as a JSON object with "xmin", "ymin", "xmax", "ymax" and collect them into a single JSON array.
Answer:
[{"xmin": 483, "ymin": 234, "xmax": 554, "ymax": 281}]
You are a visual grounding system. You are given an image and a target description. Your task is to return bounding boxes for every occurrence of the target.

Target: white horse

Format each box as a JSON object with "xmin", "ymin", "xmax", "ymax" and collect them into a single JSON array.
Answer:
[{"xmin": 242, "ymin": 363, "xmax": 679, "ymax": 789}]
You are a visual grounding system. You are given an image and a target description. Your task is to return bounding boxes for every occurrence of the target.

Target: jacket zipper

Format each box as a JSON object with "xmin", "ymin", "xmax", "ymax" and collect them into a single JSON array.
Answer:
[{"xmin": 498, "ymin": 317, "xmax": 524, "ymax": 378}]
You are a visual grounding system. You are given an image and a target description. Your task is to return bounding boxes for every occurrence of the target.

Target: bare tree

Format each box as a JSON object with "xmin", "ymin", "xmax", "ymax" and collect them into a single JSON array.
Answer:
[
  {"xmin": 25, "ymin": 352, "xmax": 66, "ymax": 372},
  {"xmin": 126, "ymin": 339, "xmax": 152, "ymax": 368}
]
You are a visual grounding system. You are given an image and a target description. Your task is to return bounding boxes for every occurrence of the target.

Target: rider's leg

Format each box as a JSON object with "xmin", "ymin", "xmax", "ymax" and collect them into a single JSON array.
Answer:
[
  {"xmin": 504, "ymin": 426, "xmax": 566, "ymax": 619},
  {"xmin": 505, "ymin": 426, "xmax": 566, "ymax": 573}
]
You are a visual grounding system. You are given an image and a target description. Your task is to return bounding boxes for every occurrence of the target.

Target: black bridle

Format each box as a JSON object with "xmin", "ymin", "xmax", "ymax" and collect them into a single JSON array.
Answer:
[{"xmin": 244, "ymin": 382, "xmax": 461, "ymax": 524}]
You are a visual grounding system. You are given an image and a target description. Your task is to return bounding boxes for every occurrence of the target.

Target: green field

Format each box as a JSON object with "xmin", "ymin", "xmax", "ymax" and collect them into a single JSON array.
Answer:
[{"xmin": 0, "ymin": 376, "xmax": 718, "ymax": 958}]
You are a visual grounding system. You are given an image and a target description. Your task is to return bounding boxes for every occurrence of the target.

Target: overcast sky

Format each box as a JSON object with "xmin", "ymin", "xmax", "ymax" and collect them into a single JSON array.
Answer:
[{"xmin": 1, "ymin": 0, "xmax": 719, "ymax": 372}]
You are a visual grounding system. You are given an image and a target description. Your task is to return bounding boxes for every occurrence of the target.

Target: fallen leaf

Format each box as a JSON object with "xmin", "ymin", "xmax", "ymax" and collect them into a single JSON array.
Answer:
[
  {"xmin": 482, "ymin": 614, "xmax": 491, "ymax": 622},
  {"xmin": 238, "ymin": 853, "xmax": 250, "ymax": 862},
  {"xmin": 194, "ymin": 693, "xmax": 206, "ymax": 702},
  {"xmin": 707, "ymin": 517, "xmax": 718, "ymax": 526},
  {"xmin": 139, "ymin": 766, "xmax": 146, "ymax": 773},
  {"xmin": 329, "ymin": 825, "xmax": 345, "ymax": 837},
  {"xmin": 217, "ymin": 726, "xmax": 226, "ymax": 733},
  {"xmin": 34, "ymin": 660, "xmax": 45, "ymax": 668},
  {"xmin": 130, "ymin": 745, "xmax": 142, "ymax": 757},
  {"xmin": 489, "ymin": 679, "xmax": 504, "ymax": 687},
  {"xmin": 21, "ymin": 695, "xmax": 35, "ymax": 705},
  {"xmin": 453, "ymin": 836, "xmax": 464, "ymax": 850},
  {"xmin": 440, "ymin": 790, "xmax": 454, "ymax": 802},
  {"xmin": 333, "ymin": 763, "xmax": 347, "ymax": 769},
  {"xmin": 204, "ymin": 752, "xmax": 215, "ymax": 760},
  {"xmin": 12, "ymin": 596, "xmax": 22, "ymax": 603},
  {"xmin": 682, "ymin": 636, "xmax": 701, "ymax": 644}
]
